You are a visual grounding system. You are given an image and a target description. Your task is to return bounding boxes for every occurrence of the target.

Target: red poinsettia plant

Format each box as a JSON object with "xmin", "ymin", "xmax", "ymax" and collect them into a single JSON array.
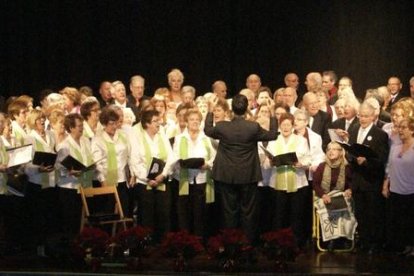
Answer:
[
  {"xmin": 261, "ymin": 227, "xmax": 299, "ymax": 262},
  {"xmin": 110, "ymin": 225, "xmax": 153, "ymax": 258},
  {"xmin": 73, "ymin": 227, "xmax": 110, "ymax": 260},
  {"xmin": 160, "ymin": 230, "xmax": 204, "ymax": 259},
  {"xmin": 207, "ymin": 228, "xmax": 254, "ymax": 271}
]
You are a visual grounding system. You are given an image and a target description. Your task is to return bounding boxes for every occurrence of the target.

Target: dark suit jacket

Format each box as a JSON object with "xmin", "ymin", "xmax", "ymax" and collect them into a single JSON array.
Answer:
[
  {"xmin": 204, "ymin": 113, "xmax": 278, "ymax": 184},
  {"xmin": 331, "ymin": 117, "xmax": 359, "ymax": 131},
  {"xmin": 310, "ymin": 110, "xmax": 331, "ymax": 150},
  {"xmin": 379, "ymin": 110, "xmax": 391, "ymax": 123},
  {"xmin": 386, "ymin": 92, "xmax": 405, "ymax": 112},
  {"xmin": 127, "ymin": 94, "xmax": 150, "ymax": 123},
  {"xmin": 347, "ymin": 123, "xmax": 389, "ymax": 192}
]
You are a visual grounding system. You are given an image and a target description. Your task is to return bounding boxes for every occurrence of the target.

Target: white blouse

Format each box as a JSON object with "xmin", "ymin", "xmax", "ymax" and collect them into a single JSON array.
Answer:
[{"xmin": 172, "ymin": 130, "xmax": 216, "ymax": 184}]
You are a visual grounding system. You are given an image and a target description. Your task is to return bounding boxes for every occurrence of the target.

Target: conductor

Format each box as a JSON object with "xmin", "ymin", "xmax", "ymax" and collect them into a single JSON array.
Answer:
[{"xmin": 204, "ymin": 94, "xmax": 278, "ymax": 243}]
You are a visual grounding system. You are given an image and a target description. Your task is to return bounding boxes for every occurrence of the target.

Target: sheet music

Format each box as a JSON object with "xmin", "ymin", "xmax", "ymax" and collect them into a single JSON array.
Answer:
[{"xmin": 7, "ymin": 144, "xmax": 33, "ymax": 168}]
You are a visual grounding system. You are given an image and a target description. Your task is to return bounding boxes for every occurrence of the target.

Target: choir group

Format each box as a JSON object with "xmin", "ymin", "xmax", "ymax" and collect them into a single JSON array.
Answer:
[{"xmin": 0, "ymin": 68, "xmax": 413, "ymax": 257}]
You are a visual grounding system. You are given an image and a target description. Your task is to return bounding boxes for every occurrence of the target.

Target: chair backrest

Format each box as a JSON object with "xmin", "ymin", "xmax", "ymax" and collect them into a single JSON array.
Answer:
[{"xmin": 79, "ymin": 186, "xmax": 125, "ymax": 218}]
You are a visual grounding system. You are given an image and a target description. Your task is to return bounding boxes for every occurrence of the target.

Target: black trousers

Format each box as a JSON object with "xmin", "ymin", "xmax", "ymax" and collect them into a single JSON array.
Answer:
[
  {"xmin": 258, "ymin": 186, "xmax": 274, "ymax": 235},
  {"xmin": 0, "ymin": 195, "xmax": 25, "ymax": 249},
  {"xmin": 136, "ymin": 183, "xmax": 171, "ymax": 242},
  {"xmin": 25, "ymin": 183, "xmax": 60, "ymax": 247},
  {"xmin": 216, "ymin": 181, "xmax": 259, "ymax": 244},
  {"xmin": 176, "ymin": 182, "xmax": 207, "ymax": 238},
  {"xmin": 58, "ymin": 187, "xmax": 82, "ymax": 240},
  {"xmin": 273, "ymin": 186, "xmax": 308, "ymax": 247},
  {"xmin": 388, "ymin": 192, "xmax": 414, "ymax": 250},
  {"xmin": 353, "ymin": 189, "xmax": 385, "ymax": 248}
]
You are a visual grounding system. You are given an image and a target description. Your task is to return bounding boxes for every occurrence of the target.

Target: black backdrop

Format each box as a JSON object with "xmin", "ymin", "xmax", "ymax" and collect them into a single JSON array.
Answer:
[{"xmin": 1, "ymin": 0, "xmax": 413, "ymax": 103}]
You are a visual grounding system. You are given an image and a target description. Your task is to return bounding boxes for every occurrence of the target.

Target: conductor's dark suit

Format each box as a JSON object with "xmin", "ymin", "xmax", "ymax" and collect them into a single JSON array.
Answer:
[
  {"xmin": 348, "ymin": 123, "xmax": 389, "ymax": 251},
  {"xmin": 204, "ymin": 113, "xmax": 278, "ymax": 242}
]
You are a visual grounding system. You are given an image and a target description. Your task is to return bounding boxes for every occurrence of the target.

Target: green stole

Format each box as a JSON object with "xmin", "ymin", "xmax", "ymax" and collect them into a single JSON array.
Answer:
[
  {"xmin": 104, "ymin": 132, "xmax": 127, "ymax": 187},
  {"xmin": 0, "ymin": 144, "xmax": 8, "ymax": 194},
  {"xmin": 70, "ymin": 139, "xmax": 94, "ymax": 188},
  {"xmin": 178, "ymin": 135, "xmax": 214, "ymax": 203},
  {"xmin": 274, "ymin": 135, "xmax": 298, "ymax": 193},
  {"xmin": 143, "ymin": 131, "xmax": 167, "ymax": 191},
  {"xmin": 14, "ymin": 125, "xmax": 25, "ymax": 146},
  {"xmin": 34, "ymin": 138, "xmax": 52, "ymax": 189}
]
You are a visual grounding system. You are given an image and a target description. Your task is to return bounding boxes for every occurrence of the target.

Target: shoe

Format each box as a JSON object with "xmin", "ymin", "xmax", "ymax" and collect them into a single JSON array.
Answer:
[
  {"xmin": 37, "ymin": 245, "xmax": 47, "ymax": 257},
  {"xmin": 406, "ymin": 248, "xmax": 414, "ymax": 258},
  {"xmin": 327, "ymin": 241, "xmax": 334, "ymax": 252}
]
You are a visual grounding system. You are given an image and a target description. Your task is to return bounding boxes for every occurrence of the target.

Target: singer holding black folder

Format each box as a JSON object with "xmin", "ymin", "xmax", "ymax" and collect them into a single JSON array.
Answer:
[
  {"xmin": 23, "ymin": 109, "xmax": 57, "ymax": 256},
  {"xmin": 56, "ymin": 114, "xmax": 94, "ymax": 240},
  {"xmin": 129, "ymin": 110, "xmax": 176, "ymax": 242},
  {"xmin": 172, "ymin": 109, "xmax": 216, "ymax": 238},
  {"xmin": 91, "ymin": 107, "xmax": 134, "ymax": 218},
  {"xmin": 265, "ymin": 113, "xmax": 311, "ymax": 248},
  {"xmin": 347, "ymin": 102, "xmax": 389, "ymax": 254}
]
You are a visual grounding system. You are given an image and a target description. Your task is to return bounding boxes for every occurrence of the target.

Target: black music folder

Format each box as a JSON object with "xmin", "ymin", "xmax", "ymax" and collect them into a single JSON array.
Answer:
[
  {"xmin": 260, "ymin": 145, "xmax": 298, "ymax": 167},
  {"xmin": 338, "ymin": 142, "xmax": 377, "ymax": 158},
  {"xmin": 33, "ymin": 151, "xmax": 57, "ymax": 167},
  {"xmin": 325, "ymin": 196, "xmax": 348, "ymax": 212},
  {"xmin": 147, "ymin": 157, "xmax": 166, "ymax": 180},
  {"xmin": 61, "ymin": 155, "xmax": 95, "ymax": 172},
  {"xmin": 179, "ymin": 158, "xmax": 205, "ymax": 169}
]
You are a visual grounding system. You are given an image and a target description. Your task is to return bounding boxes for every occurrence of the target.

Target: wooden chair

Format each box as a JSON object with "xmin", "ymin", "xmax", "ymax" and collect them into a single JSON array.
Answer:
[{"xmin": 80, "ymin": 186, "xmax": 133, "ymax": 236}]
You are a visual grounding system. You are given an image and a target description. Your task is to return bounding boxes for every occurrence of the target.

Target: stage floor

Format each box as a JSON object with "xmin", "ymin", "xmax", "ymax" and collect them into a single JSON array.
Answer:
[{"xmin": 1, "ymin": 248, "xmax": 413, "ymax": 275}]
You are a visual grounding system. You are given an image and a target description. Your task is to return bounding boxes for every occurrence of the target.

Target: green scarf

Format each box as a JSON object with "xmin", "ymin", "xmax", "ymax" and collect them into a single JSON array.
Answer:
[
  {"xmin": 274, "ymin": 135, "xmax": 297, "ymax": 193},
  {"xmin": 143, "ymin": 132, "xmax": 167, "ymax": 191},
  {"xmin": 178, "ymin": 136, "xmax": 214, "ymax": 203},
  {"xmin": 0, "ymin": 145, "xmax": 8, "ymax": 194},
  {"xmin": 14, "ymin": 126, "xmax": 25, "ymax": 147},
  {"xmin": 70, "ymin": 140, "xmax": 94, "ymax": 188},
  {"xmin": 321, "ymin": 159, "xmax": 346, "ymax": 194},
  {"xmin": 35, "ymin": 139, "xmax": 51, "ymax": 188},
  {"xmin": 104, "ymin": 133, "xmax": 127, "ymax": 187}
]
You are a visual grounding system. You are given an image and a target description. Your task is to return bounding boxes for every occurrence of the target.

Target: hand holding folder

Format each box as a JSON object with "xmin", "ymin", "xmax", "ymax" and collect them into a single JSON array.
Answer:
[
  {"xmin": 6, "ymin": 144, "xmax": 33, "ymax": 168},
  {"xmin": 337, "ymin": 141, "xmax": 377, "ymax": 158},
  {"xmin": 147, "ymin": 157, "xmax": 166, "ymax": 180},
  {"xmin": 260, "ymin": 145, "xmax": 298, "ymax": 167},
  {"xmin": 179, "ymin": 158, "xmax": 205, "ymax": 169},
  {"xmin": 61, "ymin": 155, "xmax": 97, "ymax": 172},
  {"xmin": 33, "ymin": 151, "xmax": 57, "ymax": 167}
]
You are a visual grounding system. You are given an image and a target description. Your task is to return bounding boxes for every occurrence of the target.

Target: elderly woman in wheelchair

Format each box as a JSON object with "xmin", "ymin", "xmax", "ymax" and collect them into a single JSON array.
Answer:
[{"xmin": 312, "ymin": 141, "xmax": 357, "ymax": 251}]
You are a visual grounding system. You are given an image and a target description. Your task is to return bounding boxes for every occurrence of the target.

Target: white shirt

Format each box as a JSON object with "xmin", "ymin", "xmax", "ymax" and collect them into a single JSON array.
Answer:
[
  {"xmin": 24, "ymin": 130, "xmax": 56, "ymax": 188},
  {"xmin": 129, "ymin": 128, "xmax": 175, "ymax": 186},
  {"xmin": 357, "ymin": 123, "xmax": 373, "ymax": 144},
  {"xmin": 172, "ymin": 130, "xmax": 216, "ymax": 184},
  {"xmin": 11, "ymin": 121, "xmax": 28, "ymax": 146},
  {"xmin": 305, "ymin": 128, "xmax": 325, "ymax": 180},
  {"xmin": 92, "ymin": 130, "xmax": 132, "ymax": 184},
  {"xmin": 56, "ymin": 135, "xmax": 92, "ymax": 189},
  {"xmin": 266, "ymin": 134, "xmax": 311, "ymax": 190}
]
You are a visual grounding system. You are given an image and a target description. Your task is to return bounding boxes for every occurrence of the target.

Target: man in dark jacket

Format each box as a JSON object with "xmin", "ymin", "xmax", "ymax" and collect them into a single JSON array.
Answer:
[{"xmin": 204, "ymin": 94, "xmax": 278, "ymax": 243}]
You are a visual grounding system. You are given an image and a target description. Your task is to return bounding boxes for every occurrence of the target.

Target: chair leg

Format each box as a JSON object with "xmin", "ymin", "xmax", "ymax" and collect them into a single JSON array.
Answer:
[{"xmin": 111, "ymin": 223, "xmax": 117, "ymax": 236}]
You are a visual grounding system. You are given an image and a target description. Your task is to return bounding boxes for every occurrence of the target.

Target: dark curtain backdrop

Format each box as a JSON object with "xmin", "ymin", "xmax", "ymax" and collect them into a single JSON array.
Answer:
[{"xmin": 1, "ymin": 0, "xmax": 413, "ymax": 103}]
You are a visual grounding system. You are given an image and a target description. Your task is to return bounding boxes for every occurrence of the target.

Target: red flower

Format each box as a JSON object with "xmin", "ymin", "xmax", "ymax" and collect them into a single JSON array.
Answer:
[
  {"xmin": 160, "ymin": 230, "xmax": 204, "ymax": 259},
  {"xmin": 207, "ymin": 228, "xmax": 251, "ymax": 258},
  {"xmin": 261, "ymin": 228, "xmax": 299, "ymax": 261}
]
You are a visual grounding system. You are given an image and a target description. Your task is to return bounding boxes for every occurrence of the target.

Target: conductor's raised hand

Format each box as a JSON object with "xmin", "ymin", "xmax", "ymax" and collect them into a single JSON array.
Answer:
[{"xmin": 208, "ymin": 94, "xmax": 219, "ymax": 112}]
